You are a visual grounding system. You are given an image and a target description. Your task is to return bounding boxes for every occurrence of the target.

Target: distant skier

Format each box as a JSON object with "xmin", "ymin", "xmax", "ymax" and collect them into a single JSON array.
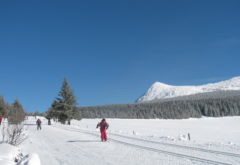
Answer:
[
  {"xmin": 0, "ymin": 116, "xmax": 3, "ymax": 125},
  {"xmin": 96, "ymin": 118, "xmax": 109, "ymax": 141},
  {"xmin": 47, "ymin": 117, "xmax": 51, "ymax": 125},
  {"xmin": 36, "ymin": 118, "xmax": 42, "ymax": 130}
]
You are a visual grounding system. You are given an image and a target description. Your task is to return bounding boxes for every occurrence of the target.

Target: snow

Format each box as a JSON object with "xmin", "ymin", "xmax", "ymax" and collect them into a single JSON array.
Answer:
[
  {"xmin": 0, "ymin": 120, "xmax": 41, "ymax": 165},
  {"xmin": 18, "ymin": 153, "xmax": 41, "ymax": 165},
  {"xmin": 1, "ymin": 116, "xmax": 240, "ymax": 164},
  {"xmin": 0, "ymin": 143, "xmax": 21, "ymax": 165},
  {"xmin": 137, "ymin": 76, "xmax": 240, "ymax": 102},
  {"xmin": 12, "ymin": 116, "xmax": 240, "ymax": 165},
  {"xmin": 70, "ymin": 117, "xmax": 240, "ymax": 145}
]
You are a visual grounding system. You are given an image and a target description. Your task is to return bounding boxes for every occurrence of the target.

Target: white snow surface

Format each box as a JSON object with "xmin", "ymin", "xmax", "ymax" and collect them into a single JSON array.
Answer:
[
  {"xmin": 0, "ymin": 143, "xmax": 21, "ymax": 165},
  {"xmin": 0, "ymin": 119, "xmax": 41, "ymax": 165},
  {"xmin": 0, "ymin": 144, "xmax": 41, "ymax": 165},
  {"xmin": 137, "ymin": 76, "xmax": 240, "ymax": 102},
  {"xmin": 12, "ymin": 116, "xmax": 240, "ymax": 165},
  {"xmin": 18, "ymin": 153, "xmax": 41, "ymax": 165}
]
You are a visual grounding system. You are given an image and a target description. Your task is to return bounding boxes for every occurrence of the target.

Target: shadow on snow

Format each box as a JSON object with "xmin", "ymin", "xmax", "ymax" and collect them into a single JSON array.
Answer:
[{"xmin": 67, "ymin": 140, "xmax": 100, "ymax": 143}]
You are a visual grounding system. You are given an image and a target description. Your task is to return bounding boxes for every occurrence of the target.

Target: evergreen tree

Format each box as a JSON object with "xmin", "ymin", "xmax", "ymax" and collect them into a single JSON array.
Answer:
[
  {"xmin": 51, "ymin": 78, "xmax": 77, "ymax": 124},
  {"xmin": 0, "ymin": 96, "xmax": 7, "ymax": 116}
]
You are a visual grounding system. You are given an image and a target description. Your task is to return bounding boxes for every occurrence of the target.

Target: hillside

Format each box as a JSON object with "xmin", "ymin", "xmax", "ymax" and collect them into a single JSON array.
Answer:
[
  {"xmin": 79, "ymin": 90, "xmax": 240, "ymax": 119},
  {"xmin": 137, "ymin": 77, "xmax": 240, "ymax": 102}
]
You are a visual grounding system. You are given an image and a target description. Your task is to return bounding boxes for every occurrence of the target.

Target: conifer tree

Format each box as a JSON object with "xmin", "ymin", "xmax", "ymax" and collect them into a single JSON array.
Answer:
[
  {"xmin": 0, "ymin": 96, "xmax": 7, "ymax": 116},
  {"xmin": 51, "ymin": 78, "xmax": 77, "ymax": 124}
]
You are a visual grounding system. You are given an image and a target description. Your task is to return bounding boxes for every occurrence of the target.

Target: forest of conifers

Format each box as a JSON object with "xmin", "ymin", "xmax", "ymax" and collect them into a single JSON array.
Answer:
[{"xmin": 78, "ymin": 91, "xmax": 240, "ymax": 119}]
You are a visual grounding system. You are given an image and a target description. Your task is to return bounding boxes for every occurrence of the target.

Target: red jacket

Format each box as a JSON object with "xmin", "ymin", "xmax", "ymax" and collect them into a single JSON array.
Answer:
[{"xmin": 97, "ymin": 121, "xmax": 109, "ymax": 132}]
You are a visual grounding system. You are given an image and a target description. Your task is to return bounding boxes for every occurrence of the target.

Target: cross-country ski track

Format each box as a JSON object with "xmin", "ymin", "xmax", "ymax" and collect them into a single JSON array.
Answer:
[
  {"xmin": 20, "ymin": 118, "xmax": 240, "ymax": 165},
  {"xmin": 51, "ymin": 125, "xmax": 240, "ymax": 165}
]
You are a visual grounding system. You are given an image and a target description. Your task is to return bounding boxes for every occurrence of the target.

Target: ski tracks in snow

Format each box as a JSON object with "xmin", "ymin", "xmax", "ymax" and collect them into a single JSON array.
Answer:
[{"xmin": 52, "ymin": 125, "xmax": 240, "ymax": 165}]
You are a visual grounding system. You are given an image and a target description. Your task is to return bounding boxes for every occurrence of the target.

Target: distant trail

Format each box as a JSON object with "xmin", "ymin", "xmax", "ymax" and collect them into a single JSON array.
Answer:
[{"xmin": 51, "ymin": 125, "xmax": 235, "ymax": 165}]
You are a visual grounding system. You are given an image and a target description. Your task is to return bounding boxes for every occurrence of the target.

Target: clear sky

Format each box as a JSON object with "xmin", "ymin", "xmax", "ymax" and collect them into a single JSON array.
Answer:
[{"xmin": 0, "ymin": 0, "xmax": 240, "ymax": 112}]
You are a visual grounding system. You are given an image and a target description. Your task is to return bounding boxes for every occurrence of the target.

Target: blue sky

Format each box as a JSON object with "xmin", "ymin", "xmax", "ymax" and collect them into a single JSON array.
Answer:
[{"xmin": 0, "ymin": 0, "xmax": 240, "ymax": 112}]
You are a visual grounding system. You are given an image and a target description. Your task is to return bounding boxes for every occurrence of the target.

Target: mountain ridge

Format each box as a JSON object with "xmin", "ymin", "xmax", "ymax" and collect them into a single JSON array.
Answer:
[{"xmin": 137, "ymin": 76, "xmax": 240, "ymax": 102}]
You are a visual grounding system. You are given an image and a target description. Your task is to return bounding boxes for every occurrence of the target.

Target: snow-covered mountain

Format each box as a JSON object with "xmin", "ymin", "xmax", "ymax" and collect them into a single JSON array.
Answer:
[{"xmin": 137, "ymin": 77, "xmax": 240, "ymax": 102}]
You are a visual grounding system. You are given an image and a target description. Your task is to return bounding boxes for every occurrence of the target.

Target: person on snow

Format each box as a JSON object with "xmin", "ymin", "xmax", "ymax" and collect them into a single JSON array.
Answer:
[
  {"xmin": 96, "ymin": 118, "xmax": 109, "ymax": 141},
  {"xmin": 0, "ymin": 116, "xmax": 3, "ymax": 125},
  {"xmin": 36, "ymin": 118, "xmax": 42, "ymax": 130}
]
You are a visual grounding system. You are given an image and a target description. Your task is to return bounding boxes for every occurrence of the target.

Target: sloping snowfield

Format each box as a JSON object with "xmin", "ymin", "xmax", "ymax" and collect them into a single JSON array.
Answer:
[
  {"xmin": 16, "ymin": 116, "xmax": 240, "ymax": 165},
  {"xmin": 137, "ymin": 76, "xmax": 240, "ymax": 102}
]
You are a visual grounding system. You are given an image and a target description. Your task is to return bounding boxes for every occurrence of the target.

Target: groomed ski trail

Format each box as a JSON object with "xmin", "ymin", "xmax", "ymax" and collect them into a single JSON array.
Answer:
[
  {"xmin": 22, "ymin": 123, "xmax": 194, "ymax": 165},
  {"xmin": 52, "ymin": 124, "xmax": 240, "ymax": 165}
]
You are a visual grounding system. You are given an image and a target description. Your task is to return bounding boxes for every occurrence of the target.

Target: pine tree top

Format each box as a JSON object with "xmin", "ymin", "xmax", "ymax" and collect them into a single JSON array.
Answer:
[{"xmin": 58, "ymin": 78, "xmax": 77, "ymax": 106}]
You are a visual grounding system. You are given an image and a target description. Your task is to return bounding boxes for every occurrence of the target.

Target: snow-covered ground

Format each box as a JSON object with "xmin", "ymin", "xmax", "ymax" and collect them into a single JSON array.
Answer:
[
  {"xmin": 0, "ymin": 122, "xmax": 41, "ymax": 165},
  {"xmin": 1, "ymin": 116, "xmax": 240, "ymax": 165},
  {"xmin": 0, "ymin": 119, "xmax": 41, "ymax": 165},
  {"xmin": 0, "ymin": 143, "xmax": 22, "ymax": 165},
  {"xmin": 16, "ymin": 116, "xmax": 240, "ymax": 165}
]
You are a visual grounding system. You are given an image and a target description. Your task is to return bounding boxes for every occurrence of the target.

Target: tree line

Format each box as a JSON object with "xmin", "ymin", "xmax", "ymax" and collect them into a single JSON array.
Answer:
[
  {"xmin": 46, "ymin": 79, "xmax": 240, "ymax": 120},
  {"xmin": 77, "ymin": 91, "xmax": 240, "ymax": 119},
  {"xmin": 3, "ymin": 78, "xmax": 238, "ymax": 122},
  {"xmin": 0, "ymin": 97, "xmax": 25, "ymax": 124},
  {"xmin": 0, "ymin": 78, "xmax": 80, "ymax": 125},
  {"xmin": 0, "ymin": 97, "xmax": 27, "ymax": 146}
]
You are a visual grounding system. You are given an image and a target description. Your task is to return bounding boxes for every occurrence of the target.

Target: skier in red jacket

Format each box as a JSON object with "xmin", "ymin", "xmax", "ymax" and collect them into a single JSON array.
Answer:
[{"xmin": 96, "ymin": 118, "xmax": 109, "ymax": 141}]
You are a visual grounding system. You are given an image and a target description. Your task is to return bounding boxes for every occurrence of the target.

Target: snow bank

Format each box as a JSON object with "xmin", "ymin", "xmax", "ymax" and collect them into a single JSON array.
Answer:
[
  {"xmin": 18, "ymin": 153, "xmax": 41, "ymax": 165},
  {"xmin": 0, "ymin": 143, "xmax": 22, "ymax": 165},
  {"xmin": 0, "ymin": 119, "xmax": 41, "ymax": 165},
  {"xmin": 0, "ymin": 143, "xmax": 41, "ymax": 165}
]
